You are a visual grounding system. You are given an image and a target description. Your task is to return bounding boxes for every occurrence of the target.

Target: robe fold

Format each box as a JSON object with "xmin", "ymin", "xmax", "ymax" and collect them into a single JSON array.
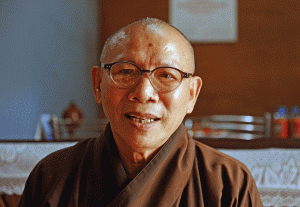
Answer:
[{"xmin": 19, "ymin": 123, "xmax": 263, "ymax": 207}]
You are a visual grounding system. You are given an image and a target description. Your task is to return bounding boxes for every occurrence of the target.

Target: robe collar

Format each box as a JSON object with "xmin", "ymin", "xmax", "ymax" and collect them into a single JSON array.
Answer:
[{"xmin": 104, "ymin": 123, "xmax": 195, "ymax": 206}]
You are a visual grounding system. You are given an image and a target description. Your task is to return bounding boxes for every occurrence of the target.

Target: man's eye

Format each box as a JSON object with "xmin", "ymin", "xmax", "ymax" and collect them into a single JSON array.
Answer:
[
  {"xmin": 158, "ymin": 72, "xmax": 176, "ymax": 79},
  {"xmin": 117, "ymin": 69, "xmax": 135, "ymax": 75}
]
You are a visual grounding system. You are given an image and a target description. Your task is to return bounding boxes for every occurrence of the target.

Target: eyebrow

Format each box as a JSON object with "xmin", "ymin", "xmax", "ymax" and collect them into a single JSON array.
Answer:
[
  {"xmin": 159, "ymin": 60, "xmax": 181, "ymax": 68},
  {"xmin": 117, "ymin": 58, "xmax": 181, "ymax": 69}
]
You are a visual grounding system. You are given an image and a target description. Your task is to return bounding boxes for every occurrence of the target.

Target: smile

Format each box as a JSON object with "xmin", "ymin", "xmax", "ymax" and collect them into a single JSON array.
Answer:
[{"xmin": 125, "ymin": 114, "xmax": 160, "ymax": 124}]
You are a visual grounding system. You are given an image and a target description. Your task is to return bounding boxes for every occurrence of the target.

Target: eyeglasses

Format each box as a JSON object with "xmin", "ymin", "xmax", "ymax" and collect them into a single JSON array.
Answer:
[{"xmin": 100, "ymin": 62, "xmax": 193, "ymax": 92}]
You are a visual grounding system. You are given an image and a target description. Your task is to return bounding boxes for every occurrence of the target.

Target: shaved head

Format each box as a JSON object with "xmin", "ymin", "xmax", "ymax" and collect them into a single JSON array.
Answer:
[{"xmin": 100, "ymin": 18, "xmax": 195, "ymax": 73}]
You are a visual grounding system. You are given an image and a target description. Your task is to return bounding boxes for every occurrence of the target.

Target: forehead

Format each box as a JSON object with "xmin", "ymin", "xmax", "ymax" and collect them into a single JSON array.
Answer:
[{"xmin": 103, "ymin": 24, "xmax": 192, "ymax": 71}]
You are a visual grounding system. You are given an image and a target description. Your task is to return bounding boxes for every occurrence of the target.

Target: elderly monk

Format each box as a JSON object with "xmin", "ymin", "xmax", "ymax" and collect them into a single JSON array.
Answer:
[{"xmin": 19, "ymin": 18, "xmax": 263, "ymax": 206}]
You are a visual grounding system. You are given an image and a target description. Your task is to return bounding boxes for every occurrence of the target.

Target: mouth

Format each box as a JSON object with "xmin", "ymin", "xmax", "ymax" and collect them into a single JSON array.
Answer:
[{"xmin": 125, "ymin": 113, "xmax": 161, "ymax": 124}]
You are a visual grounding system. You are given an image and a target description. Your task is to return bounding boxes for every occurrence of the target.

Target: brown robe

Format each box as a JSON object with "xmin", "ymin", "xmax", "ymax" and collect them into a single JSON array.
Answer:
[{"xmin": 19, "ymin": 124, "xmax": 263, "ymax": 206}]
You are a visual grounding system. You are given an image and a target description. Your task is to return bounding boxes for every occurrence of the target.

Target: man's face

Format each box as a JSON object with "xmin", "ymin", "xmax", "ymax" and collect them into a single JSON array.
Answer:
[{"xmin": 93, "ymin": 25, "xmax": 201, "ymax": 151}]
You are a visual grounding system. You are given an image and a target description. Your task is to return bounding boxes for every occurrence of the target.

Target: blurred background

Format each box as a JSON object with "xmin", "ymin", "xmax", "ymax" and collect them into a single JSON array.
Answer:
[
  {"xmin": 0, "ymin": 0, "xmax": 102, "ymax": 140},
  {"xmin": 1, "ymin": 0, "xmax": 300, "ymax": 140}
]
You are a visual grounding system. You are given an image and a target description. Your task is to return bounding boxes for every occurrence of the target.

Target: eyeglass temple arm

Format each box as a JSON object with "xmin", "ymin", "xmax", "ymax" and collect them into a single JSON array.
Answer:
[{"xmin": 100, "ymin": 63, "xmax": 110, "ymax": 69}]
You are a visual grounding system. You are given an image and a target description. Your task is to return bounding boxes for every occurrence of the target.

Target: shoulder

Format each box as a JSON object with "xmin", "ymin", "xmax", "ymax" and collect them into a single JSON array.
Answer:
[
  {"xmin": 29, "ymin": 124, "xmax": 113, "ymax": 182},
  {"xmin": 19, "ymin": 138, "xmax": 104, "ymax": 206},
  {"xmin": 31, "ymin": 135, "xmax": 112, "ymax": 184},
  {"xmin": 43, "ymin": 138, "xmax": 96, "ymax": 161},
  {"xmin": 40, "ymin": 123, "xmax": 113, "ymax": 167},
  {"xmin": 192, "ymin": 139, "xmax": 263, "ymax": 205},
  {"xmin": 193, "ymin": 139, "xmax": 250, "ymax": 174},
  {"xmin": 39, "ymin": 136, "xmax": 108, "ymax": 169},
  {"xmin": 192, "ymin": 139, "xmax": 258, "ymax": 193}
]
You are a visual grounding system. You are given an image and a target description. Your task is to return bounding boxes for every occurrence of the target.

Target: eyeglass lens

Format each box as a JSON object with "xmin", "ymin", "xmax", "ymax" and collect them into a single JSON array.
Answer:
[{"xmin": 110, "ymin": 62, "xmax": 183, "ymax": 92}]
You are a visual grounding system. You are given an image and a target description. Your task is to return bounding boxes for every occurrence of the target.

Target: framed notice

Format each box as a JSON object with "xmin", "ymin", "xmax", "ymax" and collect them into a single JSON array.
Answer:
[{"xmin": 169, "ymin": 0, "xmax": 237, "ymax": 43}]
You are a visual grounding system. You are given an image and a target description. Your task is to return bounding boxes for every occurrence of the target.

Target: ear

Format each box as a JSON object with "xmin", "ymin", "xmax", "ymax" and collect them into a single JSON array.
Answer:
[
  {"xmin": 186, "ymin": 76, "xmax": 202, "ymax": 114},
  {"xmin": 91, "ymin": 66, "xmax": 102, "ymax": 105}
]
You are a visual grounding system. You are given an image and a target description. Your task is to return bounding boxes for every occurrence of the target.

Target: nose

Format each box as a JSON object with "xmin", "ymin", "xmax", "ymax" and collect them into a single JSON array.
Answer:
[{"xmin": 128, "ymin": 74, "xmax": 159, "ymax": 103}]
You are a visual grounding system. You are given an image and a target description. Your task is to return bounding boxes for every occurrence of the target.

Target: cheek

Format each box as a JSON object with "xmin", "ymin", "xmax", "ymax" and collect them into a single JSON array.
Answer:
[
  {"xmin": 174, "ymin": 84, "xmax": 190, "ymax": 105},
  {"xmin": 173, "ymin": 87, "xmax": 182, "ymax": 100},
  {"xmin": 163, "ymin": 86, "xmax": 190, "ymax": 113},
  {"xmin": 103, "ymin": 87, "xmax": 117, "ymax": 104},
  {"xmin": 100, "ymin": 81, "xmax": 124, "ymax": 117}
]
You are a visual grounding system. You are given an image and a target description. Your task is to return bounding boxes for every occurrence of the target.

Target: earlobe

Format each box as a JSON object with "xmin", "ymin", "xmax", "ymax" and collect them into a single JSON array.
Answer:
[
  {"xmin": 187, "ymin": 76, "xmax": 202, "ymax": 114},
  {"xmin": 91, "ymin": 66, "xmax": 102, "ymax": 104},
  {"xmin": 95, "ymin": 89, "xmax": 102, "ymax": 104}
]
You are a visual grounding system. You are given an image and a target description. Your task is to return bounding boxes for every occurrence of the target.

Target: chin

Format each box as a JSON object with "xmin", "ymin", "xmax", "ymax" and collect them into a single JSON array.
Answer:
[{"xmin": 128, "ymin": 133, "xmax": 168, "ymax": 149}]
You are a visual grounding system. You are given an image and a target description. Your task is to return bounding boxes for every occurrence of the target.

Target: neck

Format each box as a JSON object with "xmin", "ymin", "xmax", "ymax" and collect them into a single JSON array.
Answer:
[{"xmin": 114, "ymin": 140, "xmax": 160, "ymax": 179}]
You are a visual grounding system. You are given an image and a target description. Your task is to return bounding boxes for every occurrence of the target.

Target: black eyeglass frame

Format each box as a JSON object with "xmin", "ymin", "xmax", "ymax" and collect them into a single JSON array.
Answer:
[
  {"xmin": 100, "ymin": 61, "xmax": 193, "ymax": 80},
  {"xmin": 100, "ymin": 61, "xmax": 193, "ymax": 92}
]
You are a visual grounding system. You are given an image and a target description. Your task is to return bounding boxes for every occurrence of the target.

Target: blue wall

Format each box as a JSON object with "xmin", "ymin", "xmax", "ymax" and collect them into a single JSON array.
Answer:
[{"xmin": 0, "ymin": 0, "xmax": 102, "ymax": 139}]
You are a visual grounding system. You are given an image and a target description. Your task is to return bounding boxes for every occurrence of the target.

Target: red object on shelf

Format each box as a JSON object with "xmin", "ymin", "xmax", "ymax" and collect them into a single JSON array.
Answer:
[
  {"xmin": 273, "ymin": 118, "xmax": 289, "ymax": 139},
  {"xmin": 289, "ymin": 106, "xmax": 300, "ymax": 139},
  {"xmin": 62, "ymin": 102, "xmax": 83, "ymax": 138},
  {"xmin": 290, "ymin": 117, "xmax": 300, "ymax": 139},
  {"xmin": 273, "ymin": 106, "xmax": 289, "ymax": 139}
]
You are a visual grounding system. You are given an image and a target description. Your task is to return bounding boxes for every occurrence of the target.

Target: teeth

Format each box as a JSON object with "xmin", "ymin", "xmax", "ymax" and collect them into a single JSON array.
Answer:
[{"xmin": 131, "ymin": 117, "xmax": 155, "ymax": 123}]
